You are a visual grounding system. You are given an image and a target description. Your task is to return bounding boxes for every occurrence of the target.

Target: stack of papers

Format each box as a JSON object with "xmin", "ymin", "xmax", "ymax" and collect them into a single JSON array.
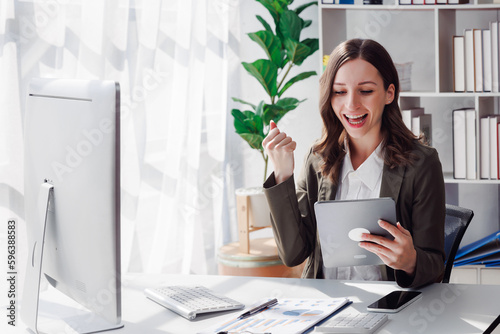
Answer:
[
  {"xmin": 200, "ymin": 298, "xmax": 349, "ymax": 334},
  {"xmin": 454, "ymin": 230, "xmax": 500, "ymax": 267}
]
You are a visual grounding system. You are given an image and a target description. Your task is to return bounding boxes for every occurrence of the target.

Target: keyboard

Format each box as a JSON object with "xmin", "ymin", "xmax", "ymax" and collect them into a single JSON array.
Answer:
[
  {"xmin": 313, "ymin": 310, "xmax": 388, "ymax": 333},
  {"xmin": 144, "ymin": 285, "xmax": 245, "ymax": 320}
]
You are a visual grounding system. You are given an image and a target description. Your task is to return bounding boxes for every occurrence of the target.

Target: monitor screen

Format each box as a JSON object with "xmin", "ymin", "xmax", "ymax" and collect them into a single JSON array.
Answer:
[{"xmin": 23, "ymin": 78, "xmax": 122, "ymax": 332}]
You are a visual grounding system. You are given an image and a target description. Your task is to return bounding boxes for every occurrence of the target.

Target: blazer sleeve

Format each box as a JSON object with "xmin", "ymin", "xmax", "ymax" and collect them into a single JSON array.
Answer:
[
  {"xmin": 395, "ymin": 147, "xmax": 446, "ymax": 288},
  {"xmin": 263, "ymin": 149, "xmax": 319, "ymax": 268}
]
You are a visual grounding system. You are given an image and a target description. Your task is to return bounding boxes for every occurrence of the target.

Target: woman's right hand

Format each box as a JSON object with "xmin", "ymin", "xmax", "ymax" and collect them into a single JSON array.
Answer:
[{"xmin": 262, "ymin": 120, "xmax": 296, "ymax": 184}]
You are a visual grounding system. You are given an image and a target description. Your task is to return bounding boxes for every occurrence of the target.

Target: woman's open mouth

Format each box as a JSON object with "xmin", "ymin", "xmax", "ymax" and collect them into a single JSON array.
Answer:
[{"xmin": 344, "ymin": 113, "xmax": 368, "ymax": 126}]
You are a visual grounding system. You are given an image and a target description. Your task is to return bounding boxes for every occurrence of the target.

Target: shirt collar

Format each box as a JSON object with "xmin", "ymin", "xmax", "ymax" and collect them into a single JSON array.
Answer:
[{"xmin": 340, "ymin": 138, "xmax": 385, "ymax": 191}]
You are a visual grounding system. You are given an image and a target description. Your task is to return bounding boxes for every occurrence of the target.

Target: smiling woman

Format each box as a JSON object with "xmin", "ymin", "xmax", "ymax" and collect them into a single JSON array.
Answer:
[
  {"xmin": 331, "ymin": 58, "xmax": 395, "ymax": 169},
  {"xmin": 262, "ymin": 38, "xmax": 446, "ymax": 289}
]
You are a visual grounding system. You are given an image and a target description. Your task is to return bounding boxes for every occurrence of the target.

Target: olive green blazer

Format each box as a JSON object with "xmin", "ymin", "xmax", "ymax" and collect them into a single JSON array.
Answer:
[{"xmin": 263, "ymin": 141, "xmax": 445, "ymax": 288}]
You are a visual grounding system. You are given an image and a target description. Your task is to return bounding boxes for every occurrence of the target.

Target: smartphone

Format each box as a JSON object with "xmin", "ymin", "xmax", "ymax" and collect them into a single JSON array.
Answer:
[{"xmin": 367, "ymin": 290, "xmax": 422, "ymax": 313}]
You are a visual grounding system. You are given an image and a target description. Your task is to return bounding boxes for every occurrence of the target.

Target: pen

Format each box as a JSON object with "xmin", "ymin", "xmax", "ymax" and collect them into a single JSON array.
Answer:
[{"xmin": 237, "ymin": 298, "xmax": 278, "ymax": 320}]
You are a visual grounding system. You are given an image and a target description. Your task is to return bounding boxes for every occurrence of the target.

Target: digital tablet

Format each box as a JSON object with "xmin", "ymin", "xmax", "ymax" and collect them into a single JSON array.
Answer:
[{"xmin": 314, "ymin": 197, "xmax": 397, "ymax": 268}]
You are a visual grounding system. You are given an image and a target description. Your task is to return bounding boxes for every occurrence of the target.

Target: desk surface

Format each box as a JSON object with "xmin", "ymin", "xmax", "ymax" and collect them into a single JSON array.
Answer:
[{"xmin": 10, "ymin": 274, "xmax": 500, "ymax": 334}]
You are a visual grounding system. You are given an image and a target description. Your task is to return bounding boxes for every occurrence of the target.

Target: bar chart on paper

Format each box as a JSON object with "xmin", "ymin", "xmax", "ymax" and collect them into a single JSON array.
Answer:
[{"xmin": 201, "ymin": 298, "xmax": 350, "ymax": 334}]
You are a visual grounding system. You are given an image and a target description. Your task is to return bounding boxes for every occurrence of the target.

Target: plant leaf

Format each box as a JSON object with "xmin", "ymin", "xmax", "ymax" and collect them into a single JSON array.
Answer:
[
  {"xmin": 301, "ymin": 38, "xmax": 319, "ymax": 57},
  {"xmin": 242, "ymin": 59, "xmax": 278, "ymax": 98},
  {"xmin": 239, "ymin": 133, "xmax": 265, "ymax": 151},
  {"xmin": 303, "ymin": 19, "xmax": 312, "ymax": 28},
  {"xmin": 262, "ymin": 98, "xmax": 302, "ymax": 124},
  {"xmin": 276, "ymin": 97, "xmax": 302, "ymax": 109},
  {"xmin": 279, "ymin": 49, "xmax": 288, "ymax": 69},
  {"xmin": 294, "ymin": 1, "xmax": 317, "ymax": 15},
  {"xmin": 248, "ymin": 31, "xmax": 282, "ymax": 67},
  {"xmin": 243, "ymin": 114, "xmax": 264, "ymax": 136},
  {"xmin": 279, "ymin": 10, "xmax": 302, "ymax": 41},
  {"xmin": 278, "ymin": 71, "xmax": 317, "ymax": 97},
  {"xmin": 256, "ymin": 0, "xmax": 288, "ymax": 26},
  {"xmin": 255, "ymin": 100, "xmax": 265, "ymax": 118},
  {"xmin": 256, "ymin": 15, "xmax": 273, "ymax": 33},
  {"xmin": 231, "ymin": 109, "xmax": 255, "ymax": 134},
  {"xmin": 232, "ymin": 98, "xmax": 257, "ymax": 111},
  {"xmin": 262, "ymin": 104, "xmax": 285, "ymax": 125},
  {"xmin": 284, "ymin": 38, "xmax": 311, "ymax": 65}
]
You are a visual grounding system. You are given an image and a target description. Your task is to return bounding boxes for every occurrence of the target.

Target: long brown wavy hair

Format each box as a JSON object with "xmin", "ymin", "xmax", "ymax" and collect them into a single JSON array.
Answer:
[{"xmin": 314, "ymin": 38, "xmax": 418, "ymax": 184}]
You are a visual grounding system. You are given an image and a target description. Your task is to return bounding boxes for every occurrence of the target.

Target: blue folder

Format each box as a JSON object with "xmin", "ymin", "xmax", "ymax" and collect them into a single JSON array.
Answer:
[
  {"xmin": 454, "ymin": 230, "xmax": 500, "ymax": 267},
  {"xmin": 455, "ymin": 250, "xmax": 500, "ymax": 267}
]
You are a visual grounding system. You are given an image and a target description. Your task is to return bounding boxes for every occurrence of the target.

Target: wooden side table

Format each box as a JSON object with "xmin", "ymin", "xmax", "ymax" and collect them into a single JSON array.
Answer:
[
  {"xmin": 217, "ymin": 238, "xmax": 304, "ymax": 278},
  {"xmin": 217, "ymin": 193, "xmax": 305, "ymax": 278}
]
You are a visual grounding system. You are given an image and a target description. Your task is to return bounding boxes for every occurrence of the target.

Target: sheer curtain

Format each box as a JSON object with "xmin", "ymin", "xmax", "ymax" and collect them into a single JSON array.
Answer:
[{"xmin": 0, "ymin": 0, "xmax": 241, "ymax": 281}]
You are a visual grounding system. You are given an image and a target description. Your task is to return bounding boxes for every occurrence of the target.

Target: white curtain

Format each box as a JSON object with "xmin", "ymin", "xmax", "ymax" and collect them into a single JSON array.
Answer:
[{"xmin": 0, "ymin": 0, "xmax": 241, "ymax": 279}]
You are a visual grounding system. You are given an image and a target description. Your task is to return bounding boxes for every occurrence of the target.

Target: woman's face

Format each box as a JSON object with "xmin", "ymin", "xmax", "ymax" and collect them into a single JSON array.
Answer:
[{"xmin": 331, "ymin": 58, "xmax": 395, "ymax": 145}]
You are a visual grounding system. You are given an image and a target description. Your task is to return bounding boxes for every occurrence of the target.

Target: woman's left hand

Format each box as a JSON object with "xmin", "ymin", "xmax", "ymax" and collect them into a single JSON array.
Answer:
[{"xmin": 359, "ymin": 220, "xmax": 417, "ymax": 276}]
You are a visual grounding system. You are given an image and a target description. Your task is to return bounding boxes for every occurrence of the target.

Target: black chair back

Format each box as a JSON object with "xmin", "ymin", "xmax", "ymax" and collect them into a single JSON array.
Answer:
[{"xmin": 443, "ymin": 204, "xmax": 474, "ymax": 283}]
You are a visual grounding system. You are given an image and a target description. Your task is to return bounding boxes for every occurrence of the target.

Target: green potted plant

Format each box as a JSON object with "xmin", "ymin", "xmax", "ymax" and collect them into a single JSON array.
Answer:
[
  {"xmin": 232, "ymin": 0, "xmax": 318, "ymax": 229},
  {"xmin": 232, "ymin": 0, "xmax": 319, "ymax": 182}
]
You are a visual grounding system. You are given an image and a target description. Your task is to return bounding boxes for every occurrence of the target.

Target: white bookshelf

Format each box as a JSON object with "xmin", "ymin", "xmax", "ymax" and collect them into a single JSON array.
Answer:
[{"xmin": 319, "ymin": 2, "xmax": 500, "ymax": 282}]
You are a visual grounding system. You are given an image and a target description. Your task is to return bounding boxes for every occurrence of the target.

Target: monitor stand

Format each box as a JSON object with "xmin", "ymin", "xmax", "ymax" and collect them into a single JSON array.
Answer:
[{"xmin": 21, "ymin": 182, "xmax": 124, "ymax": 334}]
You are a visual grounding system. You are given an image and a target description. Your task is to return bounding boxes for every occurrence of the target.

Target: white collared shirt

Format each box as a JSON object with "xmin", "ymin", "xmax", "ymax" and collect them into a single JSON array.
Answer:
[
  {"xmin": 335, "ymin": 140, "xmax": 384, "ymax": 201},
  {"xmin": 323, "ymin": 139, "xmax": 386, "ymax": 281}
]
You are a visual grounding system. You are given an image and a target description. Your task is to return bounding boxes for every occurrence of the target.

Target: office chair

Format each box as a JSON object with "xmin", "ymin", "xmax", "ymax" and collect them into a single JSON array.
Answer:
[{"xmin": 442, "ymin": 204, "xmax": 474, "ymax": 283}]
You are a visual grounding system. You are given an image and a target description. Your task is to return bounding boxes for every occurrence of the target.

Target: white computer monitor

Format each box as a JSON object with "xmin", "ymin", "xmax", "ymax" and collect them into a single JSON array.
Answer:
[{"xmin": 22, "ymin": 78, "xmax": 123, "ymax": 333}]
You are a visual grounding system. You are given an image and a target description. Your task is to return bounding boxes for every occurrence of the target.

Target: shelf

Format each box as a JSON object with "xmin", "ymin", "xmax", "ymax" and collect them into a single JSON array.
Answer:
[
  {"xmin": 450, "ymin": 265, "xmax": 500, "ymax": 285},
  {"xmin": 320, "ymin": 4, "xmax": 500, "ymax": 9},
  {"xmin": 444, "ymin": 172, "xmax": 500, "ymax": 184},
  {"xmin": 401, "ymin": 92, "xmax": 500, "ymax": 97}
]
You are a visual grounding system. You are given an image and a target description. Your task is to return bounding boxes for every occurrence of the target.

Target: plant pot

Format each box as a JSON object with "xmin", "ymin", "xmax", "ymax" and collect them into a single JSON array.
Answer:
[{"xmin": 235, "ymin": 187, "xmax": 272, "ymax": 228}]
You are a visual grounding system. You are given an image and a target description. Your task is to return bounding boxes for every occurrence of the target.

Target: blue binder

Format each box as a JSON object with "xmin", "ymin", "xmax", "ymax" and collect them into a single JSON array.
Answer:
[{"xmin": 454, "ymin": 230, "xmax": 500, "ymax": 267}]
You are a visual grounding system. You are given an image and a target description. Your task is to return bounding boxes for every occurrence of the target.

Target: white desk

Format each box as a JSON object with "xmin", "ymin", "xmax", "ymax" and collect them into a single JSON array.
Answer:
[{"xmin": 10, "ymin": 274, "xmax": 500, "ymax": 334}]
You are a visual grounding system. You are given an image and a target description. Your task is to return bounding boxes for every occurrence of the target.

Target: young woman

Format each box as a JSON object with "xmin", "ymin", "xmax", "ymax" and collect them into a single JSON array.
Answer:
[{"xmin": 262, "ymin": 39, "xmax": 445, "ymax": 288}]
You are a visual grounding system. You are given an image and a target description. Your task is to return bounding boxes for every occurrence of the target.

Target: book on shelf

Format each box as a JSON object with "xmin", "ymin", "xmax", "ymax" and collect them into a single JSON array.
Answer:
[
  {"xmin": 453, "ymin": 35, "xmax": 466, "ymax": 92},
  {"xmin": 480, "ymin": 116, "xmax": 490, "ymax": 179},
  {"xmin": 436, "ymin": 0, "xmax": 447, "ymax": 3},
  {"xmin": 447, "ymin": 0, "xmax": 470, "ymax": 3},
  {"xmin": 464, "ymin": 29, "xmax": 475, "ymax": 92},
  {"xmin": 489, "ymin": 115, "xmax": 500, "ymax": 179},
  {"xmin": 474, "ymin": 29, "xmax": 483, "ymax": 92},
  {"xmin": 399, "ymin": 0, "xmax": 413, "ymax": 4},
  {"xmin": 465, "ymin": 109, "xmax": 476, "ymax": 180},
  {"xmin": 424, "ymin": 0, "xmax": 435, "ymax": 3},
  {"xmin": 453, "ymin": 109, "xmax": 467, "ymax": 179},
  {"xmin": 479, "ymin": 115, "xmax": 500, "ymax": 180},
  {"xmin": 456, "ymin": 24, "xmax": 500, "ymax": 93},
  {"xmin": 412, "ymin": 114, "xmax": 432, "ymax": 146},
  {"xmin": 412, "ymin": 0, "xmax": 425, "ymax": 4},
  {"xmin": 491, "ymin": 22, "xmax": 499, "ymax": 93},
  {"xmin": 402, "ymin": 107, "xmax": 424, "ymax": 131},
  {"xmin": 453, "ymin": 109, "xmax": 477, "ymax": 180},
  {"xmin": 483, "ymin": 29, "xmax": 493, "ymax": 92}
]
